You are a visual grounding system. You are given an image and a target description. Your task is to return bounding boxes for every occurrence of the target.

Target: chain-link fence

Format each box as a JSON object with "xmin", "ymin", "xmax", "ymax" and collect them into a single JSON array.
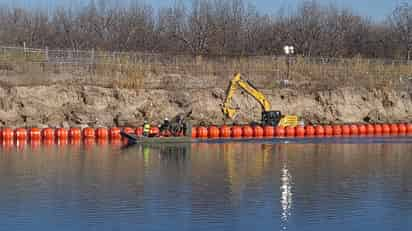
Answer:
[{"xmin": 0, "ymin": 46, "xmax": 411, "ymax": 91}]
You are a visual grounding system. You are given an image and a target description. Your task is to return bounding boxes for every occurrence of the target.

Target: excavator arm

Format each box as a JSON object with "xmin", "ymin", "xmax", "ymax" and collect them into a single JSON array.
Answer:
[{"xmin": 222, "ymin": 73, "xmax": 271, "ymax": 119}]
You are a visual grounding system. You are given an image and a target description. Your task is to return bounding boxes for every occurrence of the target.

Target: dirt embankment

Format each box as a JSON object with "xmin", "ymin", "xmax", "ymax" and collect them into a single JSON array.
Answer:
[{"xmin": 0, "ymin": 84, "xmax": 410, "ymax": 128}]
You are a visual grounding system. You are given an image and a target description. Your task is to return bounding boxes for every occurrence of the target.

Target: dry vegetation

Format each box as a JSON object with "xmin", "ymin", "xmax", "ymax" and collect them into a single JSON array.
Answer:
[
  {"xmin": 0, "ymin": 47, "xmax": 411, "ymax": 91},
  {"xmin": 0, "ymin": 0, "xmax": 412, "ymax": 91}
]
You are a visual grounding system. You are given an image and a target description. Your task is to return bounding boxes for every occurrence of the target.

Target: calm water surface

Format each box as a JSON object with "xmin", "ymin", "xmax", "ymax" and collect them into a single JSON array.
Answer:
[{"xmin": 0, "ymin": 141, "xmax": 411, "ymax": 231}]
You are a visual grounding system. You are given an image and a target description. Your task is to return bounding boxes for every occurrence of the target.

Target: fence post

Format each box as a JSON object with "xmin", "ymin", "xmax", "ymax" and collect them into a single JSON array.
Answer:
[
  {"xmin": 41, "ymin": 46, "xmax": 48, "ymax": 73},
  {"xmin": 90, "ymin": 48, "xmax": 95, "ymax": 75},
  {"xmin": 45, "ymin": 46, "xmax": 49, "ymax": 62}
]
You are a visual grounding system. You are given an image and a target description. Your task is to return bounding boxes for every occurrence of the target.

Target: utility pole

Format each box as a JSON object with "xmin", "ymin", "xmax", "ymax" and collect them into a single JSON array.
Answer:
[{"xmin": 283, "ymin": 46, "xmax": 295, "ymax": 80}]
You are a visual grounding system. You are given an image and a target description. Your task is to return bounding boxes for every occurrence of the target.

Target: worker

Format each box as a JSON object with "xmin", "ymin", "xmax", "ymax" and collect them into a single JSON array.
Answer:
[
  {"xmin": 159, "ymin": 117, "xmax": 170, "ymax": 132},
  {"xmin": 143, "ymin": 120, "xmax": 151, "ymax": 137},
  {"xmin": 176, "ymin": 115, "xmax": 183, "ymax": 124}
]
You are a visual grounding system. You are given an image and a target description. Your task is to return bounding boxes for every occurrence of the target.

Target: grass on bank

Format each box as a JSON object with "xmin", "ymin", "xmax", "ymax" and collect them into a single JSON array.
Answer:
[{"xmin": 0, "ymin": 48, "xmax": 411, "ymax": 91}]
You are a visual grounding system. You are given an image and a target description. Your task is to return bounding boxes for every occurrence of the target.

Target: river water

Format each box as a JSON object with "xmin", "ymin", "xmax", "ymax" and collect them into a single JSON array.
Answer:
[{"xmin": 0, "ymin": 140, "xmax": 411, "ymax": 230}]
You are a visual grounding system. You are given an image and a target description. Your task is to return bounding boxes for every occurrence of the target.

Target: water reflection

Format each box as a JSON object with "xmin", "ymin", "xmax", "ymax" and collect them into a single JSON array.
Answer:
[
  {"xmin": 157, "ymin": 144, "xmax": 190, "ymax": 161},
  {"xmin": 0, "ymin": 142, "xmax": 411, "ymax": 230}
]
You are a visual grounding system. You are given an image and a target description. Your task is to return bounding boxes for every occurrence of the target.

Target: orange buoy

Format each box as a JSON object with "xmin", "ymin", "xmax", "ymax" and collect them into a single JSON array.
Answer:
[
  {"xmin": 332, "ymin": 125, "xmax": 342, "ymax": 136},
  {"xmin": 390, "ymin": 124, "xmax": 399, "ymax": 135},
  {"xmin": 407, "ymin": 124, "xmax": 412, "ymax": 135},
  {"xmin": 1, "ymin": 139, "xmax": 13, "ymax": 149},
  {"xmin": 123, "ymin": 127, "xmax": 134, "ymax": 134},
  {"xmin": 374, "ymin": 124, "xmax": 383, "ymax": 135},
  {"xmin": 28, "ymin": 128, "xmax": 41, "ymax": 140},
  {"xmin": 295, "ymin": 126, "xmax": 305, "ymax": 137},
  {"xmin": 341, "ymin": 125, "xmax": 350, "ymax": 136},
  {"xmin": 315, "ymin": 125, "xmax": 325, "ymax": 137},
  {"xmin": 350, "ymin": 124, "xmax": 359, "ymax": 136},
  {"xmin": 382, "ymin": 124, "xmax": 390, "ymax": 135},
  {"xmin": 305, "ymin": 126, "xmax": 315, "ymax": 136},
  {"xmin": 109, "ymin": 127, "xmax": 121, "ymax": 139},
  {"xmin": 1, "ymin": 128, "xmax": 14, "ymax": 140},
  {"xmin": 197, "ymin": 127, "xmax": 208, "ymax": 138},
  {"xmin": 366, "ymin": 124, "xmax": 375, "ymax": 135},
  {"xmin": 263, "ymin": 126, "xmax": 275, "ymax": 137},
  {"xmin": 208, "ymin": 126, "xmax": 220, "ymax": 138},
  {"xmin": 96, "ymin": 128, "xmax": 108, "ymax": 139},
  {"xmin": 220, "ymin": 126, "xmax": 231, "ymax": 138},
  {"xmin": 83, "ymin": 127, "xmax": 95, "ymax": 138},
  {"xmin": 358, "ymin": 124, "xmax": 366, "ymax": 135},
  {"xmin": 15, "ymin": 128, "xmax": 27, "ymax": 140},
  {"xmin": 275, "ymin": 126, "xmax": 286, "ymax": 137},
  {"xmin": 191, "ymin": 127, "xmax": 197, "ymax": 138},
  {"xmin": 160, "ymin": 129, "xmax": 171, "ymax": 137},
  {"xmin": 42, "ymin": 128, "xmax": 54, "ymax": 139},
  {"xmin": 69, "ymin": 128, "xmax": 81, "ymax": 139},
  {"xmin": 324, "ymin": 125, "xmax": 333, "ymax": 136},
  {"xmin": 398, "ymin": 124, "xmax": 407, "ymax": 134},
  {"xmin": 232, "ymin": 126, "xmax": 243, "ymax": 138},
  {"xmin": 55, "ymin": 128, "xmax": 68, "ymax": 139},
  {"xmin": 2, "ymin": 139, "xmax": 14, "ymax": 150},
  {"xmin": 135, "ymin": 127, "xmax": 143, "ymax": 137},
  {"xmin": 285, "ymin": 126, "xmax": 295, "ymax": 137},
  {"xmin": 243, "ymin": 126, "xmax": 253, "ymax": 138},
  {"xmin": 253, "ymin": 126, "xmax": 264, "ymax": 138},
  {"xmin": 150, "ymin": 127, "xmax": 160, "ymax": 137}
]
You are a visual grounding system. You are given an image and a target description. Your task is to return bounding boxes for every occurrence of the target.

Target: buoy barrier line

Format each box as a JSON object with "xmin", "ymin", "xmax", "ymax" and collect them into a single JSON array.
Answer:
[
  {"xmin": 192, "ymin": 124, "xmax": 412, "ymax": 139},
  {"xmin": 0, "ymin": 138, "xmax": 130, "ymax": 149},
  {"xmin": 0, "ymin": 124, "xmax": 410, "ymax": 143}
]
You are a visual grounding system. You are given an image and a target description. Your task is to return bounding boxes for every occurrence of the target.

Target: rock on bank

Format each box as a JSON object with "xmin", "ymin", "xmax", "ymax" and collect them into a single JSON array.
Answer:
[{"xmin": 0, "ymin": 85, "xmax": 410, "ymax": 128}]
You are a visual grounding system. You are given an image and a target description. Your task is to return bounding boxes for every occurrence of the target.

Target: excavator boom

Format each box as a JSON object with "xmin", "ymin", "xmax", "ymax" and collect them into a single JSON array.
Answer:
[{"xmin": 222, "ymin": 73, "xmax": 271, "ymax": 119}]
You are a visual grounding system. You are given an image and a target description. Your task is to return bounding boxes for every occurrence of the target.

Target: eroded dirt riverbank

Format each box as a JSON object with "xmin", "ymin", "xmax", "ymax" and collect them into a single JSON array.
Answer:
[{"xmin": 0, "ymin": 84, "xmax": 410, "ymax": 128}]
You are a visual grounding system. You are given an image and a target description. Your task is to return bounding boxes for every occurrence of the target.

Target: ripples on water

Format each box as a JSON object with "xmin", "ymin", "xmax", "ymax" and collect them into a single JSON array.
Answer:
[{"xmin": 0, "ymin": 140, "xmax": 411, "ymax": 231}]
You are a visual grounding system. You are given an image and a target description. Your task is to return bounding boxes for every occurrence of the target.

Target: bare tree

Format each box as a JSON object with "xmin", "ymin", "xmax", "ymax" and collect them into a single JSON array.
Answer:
[
  {"xmin": 389, "ymin": 3, "xmax": 412, "ymax": 60},
  {"xmin": 0, "ymin": 0, "xmax": 409, "ymax": 59}
]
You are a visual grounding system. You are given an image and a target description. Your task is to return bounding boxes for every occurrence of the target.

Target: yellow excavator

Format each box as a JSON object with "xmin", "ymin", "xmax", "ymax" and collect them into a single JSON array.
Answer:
[{"xmin": 222, "ymin": 73, "xmax": 300, "ymax": 127}]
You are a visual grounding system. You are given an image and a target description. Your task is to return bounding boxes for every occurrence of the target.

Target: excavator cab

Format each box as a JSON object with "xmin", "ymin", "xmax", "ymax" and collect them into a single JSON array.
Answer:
[
  {"xmin": 262, "ymin": 111, "xmax": 299, "ymax": 127},
  {"xmin": 262, "ymin": 111, "xmax": 282, "ymax": 126}
]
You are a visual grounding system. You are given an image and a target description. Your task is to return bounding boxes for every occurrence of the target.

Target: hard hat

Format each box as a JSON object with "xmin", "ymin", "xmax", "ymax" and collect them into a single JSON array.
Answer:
[
  {"xmin": 165, "ymin": 117, "xmax": 169, "ymax": 121},
  {"xmin": 144, "ymin": 120, "xmax": 147, "ymax": 123}
]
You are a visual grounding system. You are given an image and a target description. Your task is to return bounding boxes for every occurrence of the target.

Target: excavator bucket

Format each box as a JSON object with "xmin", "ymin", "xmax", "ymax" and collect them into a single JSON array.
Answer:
[{"xmin": 222, "ymin": 107, "xmax": 237, "ymax": 119}]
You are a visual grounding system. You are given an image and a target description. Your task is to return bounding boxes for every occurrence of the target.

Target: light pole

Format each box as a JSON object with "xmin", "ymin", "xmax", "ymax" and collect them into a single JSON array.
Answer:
[{"xmin": 283, "ymin": 46, "xmax": 295, "ymax": 80}]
